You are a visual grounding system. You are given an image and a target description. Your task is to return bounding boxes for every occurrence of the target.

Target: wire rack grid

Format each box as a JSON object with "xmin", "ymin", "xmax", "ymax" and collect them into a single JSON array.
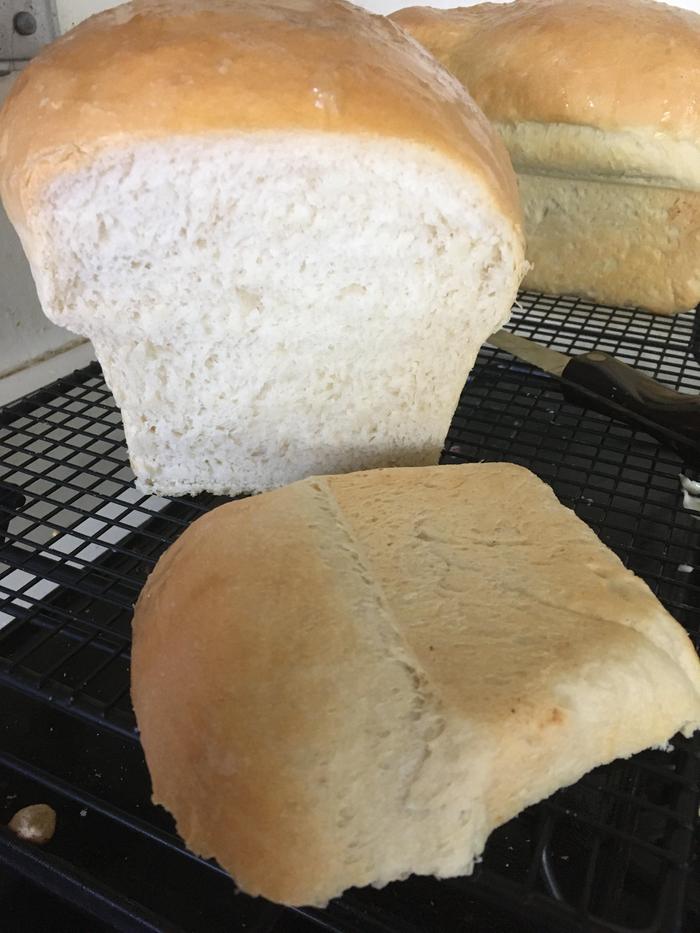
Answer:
[{"xmin": 0, "ymin": 291, "xmax": 699, "ymax": 933}]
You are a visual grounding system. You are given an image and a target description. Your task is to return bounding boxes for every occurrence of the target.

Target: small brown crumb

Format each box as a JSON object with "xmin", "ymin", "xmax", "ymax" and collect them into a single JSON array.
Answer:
[{"xmin": 8, "ymin": 804, "xmax": 56, "ymax": 845}]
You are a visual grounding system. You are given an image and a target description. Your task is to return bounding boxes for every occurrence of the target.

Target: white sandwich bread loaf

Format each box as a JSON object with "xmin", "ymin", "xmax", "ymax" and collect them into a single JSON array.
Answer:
[
  {"xmin": 131, "ymin": 462, "xmax": 700, "ymax": 907},
  {"xmin": 0, "ymin": 0, "xmax": 526, "ymax": 497},
  {"xmin": 392, "ymin": 0, "xmax": 700, "ymax": 315}
]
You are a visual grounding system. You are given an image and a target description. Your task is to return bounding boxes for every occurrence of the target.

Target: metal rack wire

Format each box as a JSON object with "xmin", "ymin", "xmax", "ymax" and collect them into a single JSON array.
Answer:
[{"xmin": 0, "ymin": 291, "xmax": 699, "ymax": 932}]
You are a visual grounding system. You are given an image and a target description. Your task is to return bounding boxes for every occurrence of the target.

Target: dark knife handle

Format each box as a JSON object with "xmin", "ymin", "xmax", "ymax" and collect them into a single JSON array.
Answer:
[{"xmin": 561, "ymin": 351, "xmax": 700, "ymax": 462}]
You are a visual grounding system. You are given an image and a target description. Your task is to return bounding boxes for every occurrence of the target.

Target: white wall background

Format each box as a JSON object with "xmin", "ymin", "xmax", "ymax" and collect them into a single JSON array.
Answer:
[{"xmin": 54, "ymin": 0, "xmax": 700, "ymax": 30}]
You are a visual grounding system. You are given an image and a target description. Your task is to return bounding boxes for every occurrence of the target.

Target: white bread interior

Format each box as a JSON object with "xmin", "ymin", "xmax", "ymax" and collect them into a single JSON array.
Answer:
[
  {"xmin": 131, "ymin": 463, "xmax": 700, "ymax": 906},
  {"xmin": 21, "ymin": 134, "xmax": 523, "ymax": 495}
]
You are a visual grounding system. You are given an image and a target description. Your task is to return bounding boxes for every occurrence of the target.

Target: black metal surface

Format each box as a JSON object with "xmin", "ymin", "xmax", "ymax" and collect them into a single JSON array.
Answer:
[{"xmin": 0, "ymin": 291, "xmax": 699, "ymax": 932}]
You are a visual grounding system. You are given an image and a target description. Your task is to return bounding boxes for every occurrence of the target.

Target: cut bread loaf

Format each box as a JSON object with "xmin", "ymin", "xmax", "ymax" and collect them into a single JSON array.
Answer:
[
  {"xmin": 0, "ymin": 0, "xmax": 526, "ymax": 497},
  {"xmin": 131, "ymin": 462, "xmax": 700, "ymax": 906},
  {"xmin": 392, "ymin": 0, "xmax": 700, "ymax": 315}
]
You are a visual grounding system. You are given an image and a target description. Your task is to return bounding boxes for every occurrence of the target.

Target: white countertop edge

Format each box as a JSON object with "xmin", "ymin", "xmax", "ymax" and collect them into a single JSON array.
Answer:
[{"xmin": 0, "ymin": 340, "xmax": 97, "ymax": 406}]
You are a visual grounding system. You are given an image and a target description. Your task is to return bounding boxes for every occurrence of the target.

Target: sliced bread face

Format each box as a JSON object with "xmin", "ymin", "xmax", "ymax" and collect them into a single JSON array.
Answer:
[{"xmin": 31, "ymin": 134, "xmax": 522, "ymax": 495}]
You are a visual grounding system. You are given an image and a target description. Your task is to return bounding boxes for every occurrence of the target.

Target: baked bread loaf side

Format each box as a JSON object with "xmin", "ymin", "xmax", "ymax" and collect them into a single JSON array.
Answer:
[
  {"xmin": 131, "ymin": 463, "xmax": 700, "ymax": 906},
  {"xmin": 392, "ymin": 0, "xmax": 700, "ymax": 314},
  {"xmin": 0, "ymin": 0, "xmax": 525, "ymax": 496}
]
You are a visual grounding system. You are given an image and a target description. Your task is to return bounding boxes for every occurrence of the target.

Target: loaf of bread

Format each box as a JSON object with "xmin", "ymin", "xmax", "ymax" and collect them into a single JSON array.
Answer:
[
  {"xmin": 131, "ymin": 462, "xmax": 700, "ymax": 906},
  {"xmin": 0, "ymin": 0, "xmax": 525, "ymax": 497},
  {"xmin": 392, "ymin": 0, "xmax": 700, "ymax": 315}
]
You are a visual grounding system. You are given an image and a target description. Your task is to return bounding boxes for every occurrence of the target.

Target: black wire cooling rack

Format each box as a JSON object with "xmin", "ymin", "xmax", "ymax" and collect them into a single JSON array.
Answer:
[{"xmin": 1, "ymin": 291, "xmax": 699, "ymax": 933}]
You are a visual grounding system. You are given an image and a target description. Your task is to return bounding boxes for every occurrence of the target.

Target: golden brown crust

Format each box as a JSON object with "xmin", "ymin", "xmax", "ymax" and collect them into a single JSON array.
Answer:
[
  {"xmin": 392, "ymin": 0, "xmax": 700, "ymax": 142},
  {"xmin": 0, "ymin": 0, "xmax": 521, "ymax": 228},
  {"xmin": 131, "ymin": 477, "xmax": 432, "ymax": 905},
  {"xmin": 393, "ymin": 0, "xmax": 700, "ymax": 313},
  {"xmin": 131, "ymin": 463, "xmax": 700, "ymax": 905}
]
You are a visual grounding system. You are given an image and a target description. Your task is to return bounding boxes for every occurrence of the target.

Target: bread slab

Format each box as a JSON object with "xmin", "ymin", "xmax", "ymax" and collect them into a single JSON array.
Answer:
[
  {"xmin": 0, "ymin": 0, "xmax": 526, "ymax": 496},
  {"xmin": 131, "ymin": 463, "xmax": 700, "ymax": 906},
  {"xmin": 520, "ymin": 175, "xmax": 700, "ymax": 313},
  {"xmin": 392, "ymin": 0, "xmax": 700, "ymax": 314}
]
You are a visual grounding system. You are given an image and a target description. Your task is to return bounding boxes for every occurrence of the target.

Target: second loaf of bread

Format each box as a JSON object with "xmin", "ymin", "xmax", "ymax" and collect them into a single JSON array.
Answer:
[
  {"xmin": 393, "ymin": 0, "xmax": 700, "ymax": 315},
  {"xmin": 0, "ymin": 0, "xmax": 525, "ymax": 496}
]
